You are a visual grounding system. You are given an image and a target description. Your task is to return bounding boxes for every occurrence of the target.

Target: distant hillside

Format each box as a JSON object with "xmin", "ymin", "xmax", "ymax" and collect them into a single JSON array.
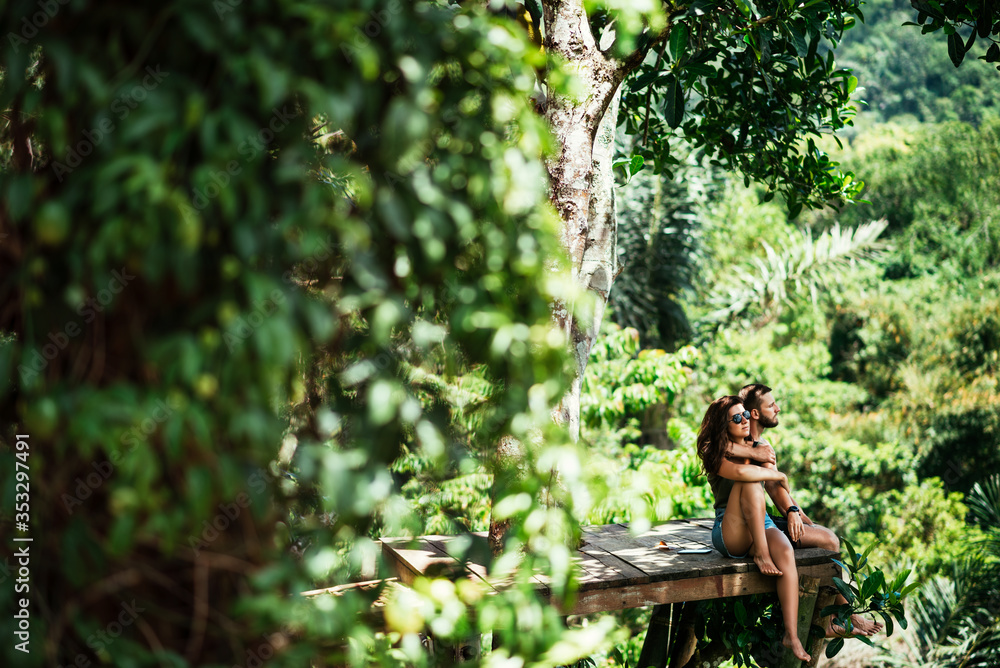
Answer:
[{"xmin": 837, "ymin": 0, "xmax": 1000, "ymax": 124}]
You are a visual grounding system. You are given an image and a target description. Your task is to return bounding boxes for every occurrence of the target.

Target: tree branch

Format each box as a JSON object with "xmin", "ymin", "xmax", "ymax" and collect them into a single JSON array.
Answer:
[
  {"xmin": 615, "ymin": 22, "xmax": 672, "ymax": 81},
  {"xmin": 643, "ymin": 39, "xmax": 669, "ymax": 145}
]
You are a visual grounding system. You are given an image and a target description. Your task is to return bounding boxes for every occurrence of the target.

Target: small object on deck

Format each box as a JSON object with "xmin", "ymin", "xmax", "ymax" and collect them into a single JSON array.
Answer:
[
  {"xmin": 657, "ymin": 540, "xmax": 671, "ymax": 550},
  {"xmin": 676, "ymin": 548, "xmax": 712, "ymax": 554}
]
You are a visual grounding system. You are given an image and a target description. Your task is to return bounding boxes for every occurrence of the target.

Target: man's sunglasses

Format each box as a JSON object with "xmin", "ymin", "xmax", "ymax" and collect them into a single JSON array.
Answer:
[{"xmin": 730, "ymin": 411, "xmax": 751, "ymax": 424}]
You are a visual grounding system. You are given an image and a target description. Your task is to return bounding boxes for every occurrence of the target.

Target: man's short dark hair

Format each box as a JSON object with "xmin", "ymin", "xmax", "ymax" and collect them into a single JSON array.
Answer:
[{"xmin": 739, "ymin": 383, "xmax": 772, "ymax": 413}]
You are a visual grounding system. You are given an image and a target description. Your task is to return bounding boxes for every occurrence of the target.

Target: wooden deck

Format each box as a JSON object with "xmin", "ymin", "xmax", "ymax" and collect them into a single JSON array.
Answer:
[{"xmin": 381, "ymin": 518, "xmax": 839, "ymax": 616}]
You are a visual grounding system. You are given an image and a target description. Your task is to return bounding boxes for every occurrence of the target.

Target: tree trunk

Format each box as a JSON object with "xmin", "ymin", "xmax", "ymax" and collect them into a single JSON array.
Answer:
[
  {"xmin": 543, "ymin": 0, "xmax": 625, "ymax": 441},
  {"xmin": 488, "ymin": 435, "xmax": 524, "ymax": 558},
  {"xmin": 488, "ymin": 0, "xmax": 656, "ymax": 557}
]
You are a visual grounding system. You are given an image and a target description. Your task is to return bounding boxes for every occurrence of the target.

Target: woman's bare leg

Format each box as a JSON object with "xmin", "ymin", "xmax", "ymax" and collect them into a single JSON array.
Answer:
[
  {"xmin": 770, "ymin": 529, "xmax": 810, "ymax": 662},
  {"xmin": 722, "ymin": 481, "xmax": 782, "ymax": 575}
]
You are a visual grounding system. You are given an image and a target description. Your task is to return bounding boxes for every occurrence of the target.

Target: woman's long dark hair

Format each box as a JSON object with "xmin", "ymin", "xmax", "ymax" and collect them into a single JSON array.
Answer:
[{"xmin": 697, "ymin": 395, "xmax": 743, "ymax": 476}]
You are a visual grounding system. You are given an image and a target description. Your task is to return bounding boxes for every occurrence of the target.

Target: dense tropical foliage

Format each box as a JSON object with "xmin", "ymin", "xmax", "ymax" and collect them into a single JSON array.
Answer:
[{"xmin": 594, "ymin": 1, "xmax": 1000, "ymax": 664}]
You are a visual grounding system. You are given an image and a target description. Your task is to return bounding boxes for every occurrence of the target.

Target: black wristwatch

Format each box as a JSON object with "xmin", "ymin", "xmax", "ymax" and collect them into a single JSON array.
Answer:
[
  {"xmin": 751, "ymin": 440, "xmax": 760, "ymax": 448},
  {"xmin": 786, "ymin": 505, "xmax": 800, "ymax": 515}
]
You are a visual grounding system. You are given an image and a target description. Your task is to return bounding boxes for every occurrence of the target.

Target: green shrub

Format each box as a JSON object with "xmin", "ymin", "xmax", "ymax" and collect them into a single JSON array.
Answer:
[
  {"xmin": 828, "ymin": 295, "xmax": 913, "ymax": 400},
  {"xmin": 915, "ymin": 383, "xmax": 1000, "ymax": 495},
  {"xmin": 812, "ymin": 118, "xmax": 1000, "ymax": 274},
  {"xmin": 581, "ymin": 323, "xmax": 696, "ymax": 431},
  {"xmin": 850, "ymin": 478, "xmax": 984, "ymax": 576},
  {"xmin": 933, "ymin": 299, "xmax": 1000, "ymax": 377}
]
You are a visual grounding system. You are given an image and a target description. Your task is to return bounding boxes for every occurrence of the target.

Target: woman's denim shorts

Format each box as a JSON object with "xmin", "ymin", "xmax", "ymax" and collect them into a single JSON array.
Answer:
[{"xmin": 711, "ymin": 506, "xmax": 776, "ymax": 558}]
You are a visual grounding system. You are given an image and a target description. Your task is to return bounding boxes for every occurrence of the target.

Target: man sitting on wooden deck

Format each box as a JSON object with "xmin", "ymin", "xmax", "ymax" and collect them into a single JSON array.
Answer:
[{"xmin": 732, "ymin": 382, "xmax": 883, "ymax": 638}]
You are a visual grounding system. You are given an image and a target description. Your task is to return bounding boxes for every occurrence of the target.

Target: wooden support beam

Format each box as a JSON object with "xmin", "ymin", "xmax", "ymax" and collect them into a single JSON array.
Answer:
[
  {"xmin": 805, "ymin": 585, "xmax": 838, "ymax": 667},
  {"xmin": 636, "ymin": 603, "xmax": 676, "ymax": 668},
  {"xmin": 668, "ymin": 602, "xmax": 699, "ymax": 667}
]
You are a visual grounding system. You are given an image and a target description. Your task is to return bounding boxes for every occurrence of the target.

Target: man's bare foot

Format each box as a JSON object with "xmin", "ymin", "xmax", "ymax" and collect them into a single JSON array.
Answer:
[
  {"xmin": 826, "ymin": 622, "xmax": 861, "ymax": 638},
  {"xmin": 852, "ymin": 614, "xmax": 883, "ymax": 634},
  {"xmin": 826, "ymin": 616, "xmax": 878, "ymax": 638},
  {"xmin": 753, "ymin": 552, "xmax": 783, "ymax": 576},
  {"xmin": 783, "ymin": 633, "xmax": 811, "ymax": 661}
]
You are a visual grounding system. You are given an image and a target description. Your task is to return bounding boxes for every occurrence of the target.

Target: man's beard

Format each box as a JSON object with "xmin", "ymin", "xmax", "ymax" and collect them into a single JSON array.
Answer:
[{"xmin": 759, "ymin": 415, "xmax": 779, "ymax": 429}]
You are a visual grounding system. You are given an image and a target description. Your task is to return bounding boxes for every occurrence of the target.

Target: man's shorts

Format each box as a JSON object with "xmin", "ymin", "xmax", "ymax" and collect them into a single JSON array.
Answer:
[{"xmin": 711, "ymin": 506, "xmax": 778, "ymax": 558}]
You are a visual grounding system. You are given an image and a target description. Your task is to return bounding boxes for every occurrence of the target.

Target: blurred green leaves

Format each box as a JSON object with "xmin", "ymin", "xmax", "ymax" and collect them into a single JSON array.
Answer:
[{"xmin": 0, "ymin": 1, "xmax": 588, "ymax": 666}]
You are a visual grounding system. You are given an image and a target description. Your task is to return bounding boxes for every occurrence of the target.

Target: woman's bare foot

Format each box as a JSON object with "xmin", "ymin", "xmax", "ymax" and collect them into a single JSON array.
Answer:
[
  {"xmin": 753, "ymin": 552, "xmax": 783, "ymax": 576},
  {"xmin": 783, "ymin": 632, "xmax": 811, "ymax": 661}
]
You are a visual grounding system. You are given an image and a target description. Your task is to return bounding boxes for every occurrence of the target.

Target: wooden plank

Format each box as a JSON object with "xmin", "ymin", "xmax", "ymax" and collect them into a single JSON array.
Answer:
[
  {"xmin": 424, "ymin": 536, "xmax": 496, "ymax": 589},
  {"xmin": 584, "ymin": 534, "xmax": 684, "ymax": 579},
  {"xmin": 630, "ymin": 530, "xmax": 727, "ymax": 562},
  {"xmin": 582, "ymin": 523, "xmax": 629, "ymax": 536},
  {"xmin": 382, "ymin": 536, "xmax": 503, "ymax": 589},
  {"xmin": 653, "ymin": 524, "xmax": 712, "ymax": 541},
  {"xmin": 300, "ymin": 577, "xmax": 396, "ymax": 598},
  {"xmin": 567, "ymin": 561, "xmax": 838, "ymax": 615},
  {"xmin": 593, "ymin": 530, "xmax": 755, "ymax": 582},
  {"xmin": 581, "ymin": 524, "xmax": 676, "ymax": 580},
  {"xmin": 584, "ymin": 524, "xmax": 743, "ymax": 581},
  {"xmin": 635, "ymin": 549, "xmax": 757, "ymax": 581},
  {"xmin": 580, "ymin": 524, "xmax": 660, "ymax": 581},
  {"xmin": 659, "ymin": 522, "xmax": 714, "ymax": 543},
  {"xmin": 637, "ymin": 524, "xmax": 714, "ymax": 551},
  {"xmin": 577, "ymin": 543, "xmax": 650, "ymax": 589},
  {"xmin": 571, "ymin": 570, "xmax": 765, "ymax": 614},
  {"xmin": 381, "ymin": 538, "xmax": 460, "ymax": 585},
  {"xmin": 382, "ymin": 523, "xmax": 840, "ymax": 617},
  {"xmin": 463, "ymin": 531, "xmax": 552, "ymax": 593},
  {"xmin": 685, "ymin": 517, "xmax": 717, "ymax": 531},
  {"xmin": 572, "ymin": 550, "xmax": 636, "ymax": 589},
  {"xmin": 639, "ymin": 523, "xmax": 837, "ymax": 567},
  {"xmin": 421, "ymin": 535, "xmax": 544, "ymax": 594},
  {"xmin": 584, "ymin": 521, "xmax": 716, "ymax": 559}
]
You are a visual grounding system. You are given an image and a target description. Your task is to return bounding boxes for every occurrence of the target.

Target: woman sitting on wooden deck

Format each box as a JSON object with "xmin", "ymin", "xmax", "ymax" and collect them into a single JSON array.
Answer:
[{"xmin": 697, "ymin": 395, "xmax": 812, "ymax": 663}]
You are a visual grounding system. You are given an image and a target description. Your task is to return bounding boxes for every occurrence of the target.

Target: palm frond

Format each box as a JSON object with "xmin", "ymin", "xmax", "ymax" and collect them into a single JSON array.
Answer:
[
  {"xmin": 701, "ymin": 219, "xmax": 888, "ymax": 329},
  {"xmin": 881, "ymin": 554, "xmax": 1000, "ymax": 668},
  {"xmin": 967, "ymin": 475, "xmax": 1000, "ymax": 555}
]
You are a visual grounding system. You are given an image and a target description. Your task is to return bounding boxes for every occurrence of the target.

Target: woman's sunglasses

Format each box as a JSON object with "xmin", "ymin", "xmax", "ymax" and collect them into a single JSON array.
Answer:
[{"xmin": 730, "ymin": 411, "xmax": 751, "ymax": 424}]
